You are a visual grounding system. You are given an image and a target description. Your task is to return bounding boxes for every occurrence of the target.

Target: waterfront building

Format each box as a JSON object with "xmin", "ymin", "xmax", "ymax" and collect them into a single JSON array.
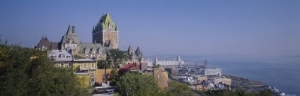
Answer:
[
  {"xmin": 193, "ymin": 75, "xmax": 208, "ymax": 84},
  {"xmin": 195, "ymin": 85, "xmax": 205, "ymax": 91},
  {"xmin": 154, "ymin": 56, "xmax": 184, "ymax": 66},
  {"xmin": 203, "ymin": 68, "xmax": 222, "ymax": 76},
  {"xmin": 171, "ymin": 68, "xmax": 179, "ymax": 76},
  {"xmin": 145, "ymin": 60, "xmax": 154, "ymax": 67},
  {"xmin": 210, "ymin": 76, "xmax": 232, "ymax": 86}
]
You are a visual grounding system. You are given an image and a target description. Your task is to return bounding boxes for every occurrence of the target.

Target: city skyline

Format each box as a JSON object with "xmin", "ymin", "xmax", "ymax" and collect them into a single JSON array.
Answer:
[{"xmin": 0, "ymin": 0, "xmax": 299, "ymax": 57}]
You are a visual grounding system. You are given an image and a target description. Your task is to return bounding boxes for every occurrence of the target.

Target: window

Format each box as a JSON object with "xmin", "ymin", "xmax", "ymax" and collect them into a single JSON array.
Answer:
[
  {"xmin": 91, "ymin": 63, "xmax": 95, "ymax": 68},
  {"xmin": 61, "ymin": 54, "xmax": 65, "ymax": 58},
  {"xmin": 84, "ymin": 63, "xmax": 87, "ymax": 69}
]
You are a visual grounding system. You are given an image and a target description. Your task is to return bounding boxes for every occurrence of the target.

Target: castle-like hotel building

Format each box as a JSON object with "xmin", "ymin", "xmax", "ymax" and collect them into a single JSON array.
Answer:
[
  {"xmin": 35, "ymin": 13, "xmax": 142, "ymax": 61},
  {"xmin": 34, "ymin": 13, "xmax": 143, "ymax": 87}
]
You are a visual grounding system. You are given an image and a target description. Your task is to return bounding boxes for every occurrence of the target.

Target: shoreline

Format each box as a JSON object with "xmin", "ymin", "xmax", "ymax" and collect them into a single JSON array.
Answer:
[{"xmin": 223, "ymin": 74, "xmax": 269, "ymax": 93}]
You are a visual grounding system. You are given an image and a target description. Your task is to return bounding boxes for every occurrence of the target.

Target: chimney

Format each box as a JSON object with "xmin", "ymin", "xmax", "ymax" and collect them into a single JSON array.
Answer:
[{"xmin": 72, "ymin": 26, "xmax": 75, "ymax": 33}]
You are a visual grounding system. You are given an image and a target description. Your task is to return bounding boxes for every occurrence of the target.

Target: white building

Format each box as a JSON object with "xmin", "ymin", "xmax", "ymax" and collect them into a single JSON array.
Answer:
[
  {"xmin": 47, "ymin": 50, "xmax": 73, "ymax": 67},
  {"xmin": 210, "ymin": 76, "xmax": 232, "ymax": 86},
  {"xmin": 145, "ymin": 60, "xmax": 154, "ymax": 67},
  {"xmin": 204, "ymin": 68, "xmax": 221, "ymax": 76},
  {"xmin": 154, "ymin": 56, "xmax": 184, "ymax": 66}
]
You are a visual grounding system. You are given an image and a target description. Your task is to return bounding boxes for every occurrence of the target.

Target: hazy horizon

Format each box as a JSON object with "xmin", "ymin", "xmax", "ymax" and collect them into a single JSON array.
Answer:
[{"xmin": 1, "ymin": 0, "xmax": 299, "ymax": 57}]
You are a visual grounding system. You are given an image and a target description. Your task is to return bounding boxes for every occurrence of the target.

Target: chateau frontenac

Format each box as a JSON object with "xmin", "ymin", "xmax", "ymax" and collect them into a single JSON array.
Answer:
[
  {"xmin": 35, "ymin": 13, "xmax": 142, "ymax": 61},
  {"xmin": 34, "ymin": 13, "xmax": 144, "ymax": 87}
]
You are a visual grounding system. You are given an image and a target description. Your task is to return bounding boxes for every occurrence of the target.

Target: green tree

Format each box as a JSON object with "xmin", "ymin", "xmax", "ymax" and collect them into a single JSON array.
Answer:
[
  {"xmin": 152, "ymin": 64, "xmax": 161, "ymax": 68},
  {"xmin": 106, "ymin": 49, "xmax": 128, "ymax": 68},
  {"xmin": 97, "ymin": 60, "xmax": 107, "ymax": 69},
  {"xmin": 203, "ymin": 89, "xmax": 239, "ymax": 96},
  {"xmin": 167, "ymin": 81, "xmax": 193, "ymax": 96},
  {"xmin": 256, "ymin": 89, "xmax": 273, "ymax": 96},
  {"xmin": 0, "ymin": 44, "xmax": 88, "ymax": 96},
  {"xmin": 108, "ymin": 68, "xmax": 119, "ymax": 86},
  {"xmin": 116, "ymin": 72, "xmax": 165, "ymax": 96}
]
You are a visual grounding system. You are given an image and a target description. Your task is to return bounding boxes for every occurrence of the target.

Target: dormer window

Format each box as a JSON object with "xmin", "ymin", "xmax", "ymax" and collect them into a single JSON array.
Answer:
[
  {"xmin": 109, "ymin": 25, "xmax": 112, "ymax": 29},
  {"xmin": 84, "ymin": 48, "xmax": 89, "ymax": 54},
  {"xmin": 83, "ymin": 63, "xmax": 87, "ymax": 69},
  {"xmin": 91, "ymin": 63, "xmax": 95, "ymax": 68}
]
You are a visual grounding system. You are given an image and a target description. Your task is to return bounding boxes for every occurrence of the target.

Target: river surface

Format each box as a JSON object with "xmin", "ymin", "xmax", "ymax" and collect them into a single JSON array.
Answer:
[{"xmin": 181, "ymin": 56, "xmax": 300, "ymax": 95}]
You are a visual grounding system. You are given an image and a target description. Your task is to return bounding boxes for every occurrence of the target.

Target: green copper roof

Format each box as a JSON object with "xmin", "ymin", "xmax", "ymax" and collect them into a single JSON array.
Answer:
[
  {"xmin": 94, "ymin": 13, "xmax": 118, "ymax": 31},
  {"xmin": 100, "ymin": 13, "xmax": 115, "ymax": 25}
]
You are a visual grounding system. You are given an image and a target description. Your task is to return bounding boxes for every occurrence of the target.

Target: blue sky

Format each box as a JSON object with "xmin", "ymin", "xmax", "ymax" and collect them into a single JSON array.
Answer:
[{"xmin": 0, "ymin": 0, "xmax": 299, "ymax": 56}]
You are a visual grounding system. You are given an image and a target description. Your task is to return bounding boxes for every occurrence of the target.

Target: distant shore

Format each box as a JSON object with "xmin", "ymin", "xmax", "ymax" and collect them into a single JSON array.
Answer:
[{"xmin": 223, "ymin": 74, "xmax": 269, "ymax": 93}]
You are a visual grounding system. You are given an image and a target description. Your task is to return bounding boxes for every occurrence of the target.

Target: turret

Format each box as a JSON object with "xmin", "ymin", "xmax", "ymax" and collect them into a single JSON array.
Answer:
[
  {"xmin": 135, "ymin": 47, "xmax": 143, "ymax": 61},
  {"xmin": 128, "ymin": 45, "xmax": 134, "ymax": 55},
  {"xmin": 60, "ymin": 25, "xmax": 79, "ymax": 51}
]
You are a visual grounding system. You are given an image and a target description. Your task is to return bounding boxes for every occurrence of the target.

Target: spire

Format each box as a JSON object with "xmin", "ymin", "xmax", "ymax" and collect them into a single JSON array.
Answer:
[
  {"xmin": 60, "ymin": 25, "xmax": 79, "ymax": 45},
  {"xmin": 66, "ymin": 25, "xmax": 72, "ymax": 35},
  {"xmin": 128, "ymin": 45, "xmax": 134, "ymax": 55},
  {"xmin": 44, "ymin": 36, "xmax": 49, "ymax": 41},
  {"xmin": 99, "ymin": 13, "xmax": 113, "ymax": 24},
  {"xmin": 92, "ymin": 26, "xmax": 95, "ymax": 32},
  {"xmin": 135, "ymin": 47, "xmax": 142, "ymax": 55},
  {"xmin": 135, "ymin": 47, "xmax": 143, "ymax": 61},
  {"xmin": 97, "ymin": 13, "xmax": 116, "ymax": 30},
  {"xmin": 72, "ymin": 26, "xmax": 75, "ymax": 33},
  {"xmin": 115, "ymin": 25, "xmax": 118, "ymax": 31}
]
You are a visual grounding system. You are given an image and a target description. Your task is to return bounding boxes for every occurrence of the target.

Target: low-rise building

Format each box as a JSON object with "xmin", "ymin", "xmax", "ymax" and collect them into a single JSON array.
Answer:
[
  {"xmin": 154, "ymin": 56, "xmax": 184, "ymax": 66},
  {"xmin": 193, "ymin": 75, "xmax": 208, "ymax": 84},
  {"xmin": 153, "ymin": 67, "xmax": 168, "ymax": 89},
  {"xmin": 210, "ymin": 76, "xmax": 232, "ymax": 86},
  {"xmin": 196, "ymin": 85, "xmax": 205, "ymax": 91},
  {"xmin": 171, "ymin": 68, "xmax": 179, "ymax": 76},
  {"xmin": 203, "ymin": 68, "xmax": 221, "ymax": 76},
  {"xmin": 73, "ymin": 59, "xmax": 97, "ymax": 88},
  {"xmin": 47, "ymin": 50, "xmax": 73, "ymax": 67},
  {"xmin": 47, "ymin": 50, "xmax": 98, "ymax": 88}
]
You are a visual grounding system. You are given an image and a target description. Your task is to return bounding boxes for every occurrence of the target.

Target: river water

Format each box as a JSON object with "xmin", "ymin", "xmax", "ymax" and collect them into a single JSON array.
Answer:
[{"xmin": 182, "ymin": 56, "xmax": 300, "ymax": 95}]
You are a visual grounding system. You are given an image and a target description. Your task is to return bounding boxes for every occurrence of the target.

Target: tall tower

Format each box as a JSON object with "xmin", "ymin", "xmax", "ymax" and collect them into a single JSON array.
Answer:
[
  {"xmin": 92, "ymin": 13, "xmax": 119, "ymax": 49},
  {"xmin": 60, "ymin": 25, "xmax": 79, "ymax": 54}
]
